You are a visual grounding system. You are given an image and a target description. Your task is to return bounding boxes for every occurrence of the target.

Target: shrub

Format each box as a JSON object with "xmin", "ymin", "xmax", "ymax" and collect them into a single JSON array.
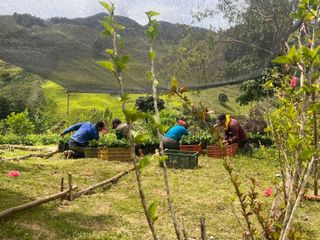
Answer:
[
  {"xmin": 0, "ymin": 134, "xmax": 60, "ymax": 146},
  {"xmin": 89, "ymin": 139, "xmax": 99, "ymax": 148},
  {"xmin": 180, "ymin": 129, "xmax": 213, "ymax": 147},
  {"xmin": 135, "ymin": 96, "xmax": 165, "ymax": 113},
  {"xmin": 99, "ymin": 133, "xmax": 129, "ymax": 147},
  {"xmin": 6, "ymin": 111, "xmax": 34, "ymax": 136},
  {"xmin": 248, "ymin": 133, "xmax": 273, "ymax": 147},
  {"xmin": 218, "ymin": 93, "xmax": 229, "ymax": 103}
]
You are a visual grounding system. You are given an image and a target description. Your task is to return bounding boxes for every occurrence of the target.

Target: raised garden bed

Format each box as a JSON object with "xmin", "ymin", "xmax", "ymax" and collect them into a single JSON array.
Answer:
[
  {"xmin": 162, "ymin": 149, "xmax": 198, "ymax": 169},
  {"xmin": 98, "ymin": 147, "xmax": 131, "ymax": 161},
  {"xmin": 207, "ymin": 144, "xmax": 238, "ymax": 158},
  {"xmin": 84, "ymin": 148, "xmax": 99, "ymax": 158}
]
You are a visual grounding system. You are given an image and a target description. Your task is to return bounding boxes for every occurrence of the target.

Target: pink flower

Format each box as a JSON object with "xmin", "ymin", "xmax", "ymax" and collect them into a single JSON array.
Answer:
[
  {"xmin": 291, "ymin": 76, "xmax": 299, "ymax": 88},
  {"xmin": 263, "ymin": 188, "xmax": 272, "ymax": 197},
  {"xmin": 7, "ymin": 170, "xmax": 20, "ymax": 177}
]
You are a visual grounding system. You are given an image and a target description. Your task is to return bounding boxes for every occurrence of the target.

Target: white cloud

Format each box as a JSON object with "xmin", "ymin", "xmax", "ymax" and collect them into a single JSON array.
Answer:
[{"xmin": 0, "ymin": 0, "xmax": 228, "ymax": 28}]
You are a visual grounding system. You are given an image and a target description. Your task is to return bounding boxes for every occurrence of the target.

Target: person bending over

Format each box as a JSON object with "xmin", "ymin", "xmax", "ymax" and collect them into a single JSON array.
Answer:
[
  {"xmin": 162, "ymin": 119, "xmax": 190, "ymax": 150},
  {"xmin": 61, "ymin": 121, "xmax": 106, "ymax": 158},
  {"xmin": 215, "ymin": 113, "xmax": 247, "ymax": 147},
  {"xmin": 112, "ymin": 118, "xmax": 130, "ymax": 139}
]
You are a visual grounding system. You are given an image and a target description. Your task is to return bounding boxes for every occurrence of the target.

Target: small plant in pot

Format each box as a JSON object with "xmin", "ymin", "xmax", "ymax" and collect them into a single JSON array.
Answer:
[
  {"xmin": 180, "ymin": 133, "xmax": 206, "ymax": 154},
  {"xmin": 137, "ymin": 135, "xmax": 159, "ymax": 155}
]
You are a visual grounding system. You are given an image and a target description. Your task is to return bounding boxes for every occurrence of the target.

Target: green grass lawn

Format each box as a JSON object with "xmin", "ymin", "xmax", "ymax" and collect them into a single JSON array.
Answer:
[{"xmin": 1, "ymin": 148, "xmax": 319, "ymax": 240}]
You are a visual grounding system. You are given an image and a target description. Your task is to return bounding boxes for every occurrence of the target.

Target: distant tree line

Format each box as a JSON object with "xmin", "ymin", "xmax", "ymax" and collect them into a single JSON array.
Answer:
[{"xmin": 13, "ymin": 12, "xmax": 46, "ymax": 28}]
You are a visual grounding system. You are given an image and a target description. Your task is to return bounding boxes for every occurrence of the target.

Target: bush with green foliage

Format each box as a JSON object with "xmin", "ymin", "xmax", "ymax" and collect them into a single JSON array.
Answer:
[
  {"xmin": 236, "ymin": 66, "xmax": 283, "ymax": 105},
  {"xmin": 218, "ymin": 93, "xmax": 229, "ymax": 103},
  {"xmin": 248, "ymin": 133, "xmax": 273, "ymax": 147},
  {"xmin": 99, "ymin": 133, "xmax": 129, "ymax": 147},
  {"xmin": 0, "ymin": 134, "xmax": 60, "ymax": 145},
  {"xmin": 135, "ymin": 96, "xmax": 165, "ymax": 113},
  {"xmin": 180, "ymin": 129, "xmax": 213, "ymax": 147},
  {"xmin": 6, "ymin": 111, "xmax": 35, "ymax": 136},
  {"xmin": 88, "ymin": 139, "xmax": 99, "ymax": 148}
]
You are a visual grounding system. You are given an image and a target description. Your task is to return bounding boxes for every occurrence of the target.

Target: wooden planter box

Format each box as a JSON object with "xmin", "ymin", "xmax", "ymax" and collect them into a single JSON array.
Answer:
[
  {"xmin": 207, "ymin": 144, "xmax": 238, "ymax": 158},
  {"xmin": 84, "ymin": 148, "xmax": 99, "ymax": 158},
  {"xmin": 98, "ymin": 147, "xmax": 131, "ymax": 161},
  {"xmin": 162, "ymin": 149, "xmax": 199, "ymax": 169},
  {"xmin": 179, "ymin": 144, "xmax": 202, "ymax": 154}
]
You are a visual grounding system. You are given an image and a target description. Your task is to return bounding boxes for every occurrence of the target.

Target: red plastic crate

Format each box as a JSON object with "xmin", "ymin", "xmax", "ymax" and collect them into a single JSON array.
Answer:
[
  {"xmin": 179, "ymin": 144, "xmax": 202, "ymax": 154},
  {"xmin": 207, "ymin": 144, "xmax": 238, "ymax": 158}
]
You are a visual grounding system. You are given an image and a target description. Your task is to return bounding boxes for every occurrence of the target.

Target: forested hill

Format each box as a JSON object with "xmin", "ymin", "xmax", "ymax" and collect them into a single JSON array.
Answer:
[{"xmin": 0, "ymin": 13, "xmax": 206, "ymax": 93}]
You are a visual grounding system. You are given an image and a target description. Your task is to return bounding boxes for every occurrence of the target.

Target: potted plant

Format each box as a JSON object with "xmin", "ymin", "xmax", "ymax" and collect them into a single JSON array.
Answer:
[
  {"xmin": 136, "ymin": 135, "xmax": 159, "ymax": 155},
  {"xmin": 98, "ymin": 133, "xmax": 131, "ymax": 161},
  {"xmin": 179, "ymin": 130, "xmax": 212, "ymax": 153}
]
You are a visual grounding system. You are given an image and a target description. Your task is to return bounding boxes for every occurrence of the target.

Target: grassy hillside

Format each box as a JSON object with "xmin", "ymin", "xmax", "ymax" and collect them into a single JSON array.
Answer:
[
  {"xmin": 42, "ymin": 80, "xmax": 251, "ymax": 126},
  {"xmin": 0, "ymin": 13, "xmax": 200, "ymax": 93}
]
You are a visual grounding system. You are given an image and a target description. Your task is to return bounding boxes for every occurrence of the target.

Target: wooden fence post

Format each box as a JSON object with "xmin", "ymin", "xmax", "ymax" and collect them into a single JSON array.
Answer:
[
  {"xmin": 68, "ymin": 172, "xmax": 73, "ymax": 201},
  {"xmin": 200, "ymin": 216, "xmax": 206, "ymax": 240},
  {"xmin": 60, "ymin": 177, "xmax": 64, "ymax": 201}
]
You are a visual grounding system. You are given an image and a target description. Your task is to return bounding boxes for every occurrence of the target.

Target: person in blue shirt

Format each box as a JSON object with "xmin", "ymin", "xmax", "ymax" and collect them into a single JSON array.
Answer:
[
  {"xmin": 60, "ymin": 121, "xmax": 106, "ymax": 158},
  {"xmin": 163, "ymin": 119, "xmax": 190, "ymax": 149}
]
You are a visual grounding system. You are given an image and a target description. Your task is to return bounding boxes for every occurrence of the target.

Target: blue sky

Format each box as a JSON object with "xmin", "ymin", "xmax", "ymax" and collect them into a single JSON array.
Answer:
[{"xmin": 0, "ymin": 0, "xmax": 229, "ymax": 29}]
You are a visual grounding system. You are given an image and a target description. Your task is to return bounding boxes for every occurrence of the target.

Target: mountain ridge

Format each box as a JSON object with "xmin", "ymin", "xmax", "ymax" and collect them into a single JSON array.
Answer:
[{"xmin": 0, "ymin": 12, "xmax": 207, "ymax": 93}]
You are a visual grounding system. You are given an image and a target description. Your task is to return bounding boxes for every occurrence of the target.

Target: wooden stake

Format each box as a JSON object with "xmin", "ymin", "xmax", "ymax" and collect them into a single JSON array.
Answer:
[
  {"xmin": 200, "ymin": 216, "xmax": 206, "ymax": 240},
  {"xmin": 0, "ymin": 150, "xmax": 59, "ymax": 161},
  {"xmin": 74, "ymin": 167, "xmax": 134, "ymax": 198},
  {"xmin": 181, "ymin": 217, "xmax": 189, "ymax": 240},
  {"xmin": 0, "ymin": 186, "xmax": 77, "ymax": 219},
  {"xmin": 68, "ymin": 172, "xmax": 73, "ymax": 201},
  {"xmin": 60, "ymin": 177, "xmax": 64, "ymax": 201}
]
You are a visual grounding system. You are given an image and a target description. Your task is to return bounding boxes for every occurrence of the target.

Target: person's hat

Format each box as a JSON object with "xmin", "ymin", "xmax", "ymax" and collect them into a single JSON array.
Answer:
[{"xmin": 177, "ymin": 119, "xmax": 187, "ymax": 127}]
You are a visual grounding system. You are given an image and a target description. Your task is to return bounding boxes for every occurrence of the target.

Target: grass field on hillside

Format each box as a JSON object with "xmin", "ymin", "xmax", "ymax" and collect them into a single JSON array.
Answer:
[
  {"xmin": 42, "ymin": 81, "xmax": 252, "ymax": 126},
  {"xmin": 1, "ymin": 148, "xmax": 319, "ymax": 240},
  {"xmin": 0, "ymin": 60, "xmax": 22, "ymax": 77}
]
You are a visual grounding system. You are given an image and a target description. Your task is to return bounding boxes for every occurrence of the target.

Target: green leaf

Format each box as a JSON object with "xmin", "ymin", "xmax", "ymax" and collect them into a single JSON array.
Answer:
[
  {"xmin": 312, "ymin": 46, "xmax": 320, "ymax": 59},
  {"xmin": 171, "ymin": 77, "xmax": 178, "ymax": 93},
  {"xmin": 272, "ymin": 56, "xmax": 291, "ymax": 64},
  {"xmin": 138, "ymin": 157, "xmax": 150, "ymax": 169},
  {"xmin": 149, "ymin": 50, "xmax": 156, "ymax": 60},
  {"xmin": 99, "ymin": 1, "xmax": 114, "ymax": 14},
  {"xmin": 100, "ymin": 30, "xmax": 111, "ymax": 38},
  {"xmin": 134, "ymin": 133, "xmax": 149, "ymax": 144},
  {"xmin": 99, "ymin": 20, "xmax": 114, "ymax": 34},
  {"xmin": 131, "ymin": 111, "xmax": 149, "ymax": 122},
  {"xmin": 98, "ymin": 61, "xmax": 114, "ymax": 72},
  {"xmin": 146, "ymin": 11, "xmax": 160, "ymax": 20},
  {"xmin": 114, "ymin": 21, "xmax": 125, "ymax": 30},
  {"xmin": 148, "ymin": 201, "xmax": 158, "ymax": 222},
  {"xmin": 106, "ymin": 49, "xmax": 114, "ymax": 55},
  {"xmin": 119, "ymin": 94, "xmax": 130, "ymax": 102},
  {"xmin": 146, "ymin": 71, "xmax": 153, "ymax": 81},
  {"xmin": 156, "ymin": 123, "xmax": 169, "ymax": 134}
]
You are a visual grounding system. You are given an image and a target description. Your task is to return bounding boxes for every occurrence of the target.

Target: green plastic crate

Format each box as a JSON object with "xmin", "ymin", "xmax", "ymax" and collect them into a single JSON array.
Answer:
[{"xmin": 162, "ymin": 149, "xmax": 198, "ymax": 169}]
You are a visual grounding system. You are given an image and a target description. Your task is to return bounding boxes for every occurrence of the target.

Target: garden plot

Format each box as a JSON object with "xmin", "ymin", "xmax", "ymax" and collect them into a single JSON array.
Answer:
[{"xmin": 0, "ymin": 148, "xmax": 320, "ymax": 240}]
